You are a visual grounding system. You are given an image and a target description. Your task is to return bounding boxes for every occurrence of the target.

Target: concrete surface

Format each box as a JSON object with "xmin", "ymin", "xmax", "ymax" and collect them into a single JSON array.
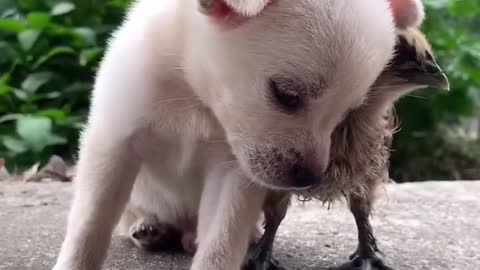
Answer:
[{"xmin": 0, "ymin": 181, "xmax": 479, "ymax": 270}]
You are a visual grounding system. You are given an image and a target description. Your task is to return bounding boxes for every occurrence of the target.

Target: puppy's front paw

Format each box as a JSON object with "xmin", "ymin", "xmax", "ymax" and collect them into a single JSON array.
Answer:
[
  {"xmin": 52, "ymin": 263, "xmax": 71, "ymax": 270},
  {"xmin": 191, "ymin": 254, "xmax": 225, "ymax": 270},
  {"xmin": 52, "ymin": 250, "xmax": 95, "ymax": 270},
  {"xmin": 129, "ymin": 219, "xmax": 182, "ymax": 252},
  {"xmin": 52, "ymin": 260, "xmax": 89, "ymax": 270}
]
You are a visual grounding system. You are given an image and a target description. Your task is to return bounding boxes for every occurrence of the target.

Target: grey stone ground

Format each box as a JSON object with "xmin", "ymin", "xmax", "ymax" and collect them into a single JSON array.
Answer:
[{"xmin": 0, "ymin": 181, "xmax": 479, "ymax": 270}]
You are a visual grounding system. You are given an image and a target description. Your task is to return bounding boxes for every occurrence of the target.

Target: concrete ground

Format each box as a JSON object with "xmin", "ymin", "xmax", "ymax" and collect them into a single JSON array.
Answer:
[{"xmin": 0, "ymin": 181, "xmax": 479, "ymax": 270}]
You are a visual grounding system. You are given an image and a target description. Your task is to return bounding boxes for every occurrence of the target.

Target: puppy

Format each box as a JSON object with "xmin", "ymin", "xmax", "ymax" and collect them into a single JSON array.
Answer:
[
  {"xmin": 52, "ymin": 0, "xmax": 401, "ymax": 269},
  {"xmin": 246, "ymin": 20, "xmax": 450, "ymax": 270}
]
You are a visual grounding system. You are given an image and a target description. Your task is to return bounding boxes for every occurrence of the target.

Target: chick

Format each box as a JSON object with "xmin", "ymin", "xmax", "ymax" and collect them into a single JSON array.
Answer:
[{"xmin": 245, "ymin": 27, "xmax": 449, "ymax": 270}]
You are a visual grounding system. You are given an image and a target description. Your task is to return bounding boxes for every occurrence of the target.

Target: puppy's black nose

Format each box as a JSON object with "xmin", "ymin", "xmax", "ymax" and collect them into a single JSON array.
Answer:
[{"xmin": 289, "ymin": 164, "xmax": 318, "ymax": 188}]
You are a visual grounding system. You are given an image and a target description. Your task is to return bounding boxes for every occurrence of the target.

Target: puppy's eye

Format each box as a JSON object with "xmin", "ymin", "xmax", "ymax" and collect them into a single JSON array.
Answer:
[{"xmin": 270, "ymin": 79, "xmax": 302, "ymax": 111}]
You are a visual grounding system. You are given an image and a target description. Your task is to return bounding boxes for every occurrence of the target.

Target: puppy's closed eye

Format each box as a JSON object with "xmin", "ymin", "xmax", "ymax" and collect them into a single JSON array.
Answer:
[{"xmin": 269, "ymin": 78, "xmax": 302, "ymax": 112}]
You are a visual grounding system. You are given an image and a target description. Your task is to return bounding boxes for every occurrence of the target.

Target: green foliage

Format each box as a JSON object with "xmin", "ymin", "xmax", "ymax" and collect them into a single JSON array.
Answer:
[
  {"xmin": 391, "ymin": 0, "xmax": 480, "ymax": 181},
  {"xmin": 0, "ymin": 0, "xmax": 130, "ymax": 170},
  {"xmin": 0, "ymin": 0, "xmax": 479, "ymax": 180}
]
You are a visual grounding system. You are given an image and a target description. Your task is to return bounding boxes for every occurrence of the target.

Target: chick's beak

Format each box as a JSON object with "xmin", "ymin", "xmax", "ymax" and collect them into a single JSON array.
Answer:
[{"xmin": 399, "ymin": 59, "xmax": 450, "ymax": 91}]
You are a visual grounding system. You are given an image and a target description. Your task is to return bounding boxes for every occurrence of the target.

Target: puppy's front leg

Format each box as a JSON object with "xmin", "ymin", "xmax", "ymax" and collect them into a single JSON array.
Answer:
[
  {"xmin": 192, "ymin": 170, "xmax": 266, "ymax": 270},
  {"xmin": 53, "ymin": 128, "xmax": 140, "ymax": 270}
]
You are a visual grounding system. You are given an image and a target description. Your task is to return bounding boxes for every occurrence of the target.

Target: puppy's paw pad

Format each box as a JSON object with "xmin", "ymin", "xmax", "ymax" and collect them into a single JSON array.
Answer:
[
  {"xmin": 129, "ymin": 221, "xmax": 174, "ymax": 251},
  {"xmin": 181, "ymin": 232, "xmax": 197, "ymax": 255},
  {"xmin": 130, "ymin": 223, "xmax": 163, "ymax": 239}
]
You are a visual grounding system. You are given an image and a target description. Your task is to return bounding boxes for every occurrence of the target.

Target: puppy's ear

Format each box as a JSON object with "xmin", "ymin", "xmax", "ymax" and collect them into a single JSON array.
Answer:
[
  {"xmin": 199, "ymin": 0, "xmax": 270, "ymax": 19},
  {"xmin": 390, "ymin": 0, "xmax": 425, "ymax": 29}
]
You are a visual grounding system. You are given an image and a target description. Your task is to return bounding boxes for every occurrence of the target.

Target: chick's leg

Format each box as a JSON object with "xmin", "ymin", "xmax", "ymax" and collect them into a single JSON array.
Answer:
[{"xmin": 331, "ymin": 192, "xmax": 394, "ymax": 270}]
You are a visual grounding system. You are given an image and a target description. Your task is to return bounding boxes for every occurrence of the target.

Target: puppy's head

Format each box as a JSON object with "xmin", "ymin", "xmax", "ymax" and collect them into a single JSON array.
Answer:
[{"xmin": 185, "ymin": 0, "xmax": 421, "ymax": 189}]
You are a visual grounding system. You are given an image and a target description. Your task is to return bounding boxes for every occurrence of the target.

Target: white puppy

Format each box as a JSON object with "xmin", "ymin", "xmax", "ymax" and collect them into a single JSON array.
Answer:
[{"xmin": 52, "ymin": 0, "xmax": 401, "ymax": 269}]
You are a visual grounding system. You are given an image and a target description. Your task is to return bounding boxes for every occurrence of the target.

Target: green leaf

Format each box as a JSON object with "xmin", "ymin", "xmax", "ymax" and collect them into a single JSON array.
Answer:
[
  {"xmin": 37, "ymin": 109, "xmax": 68, "ymax": 120},
  {"xmin": 79, "ymin": 47, "xmax": 102, "ymax": 66},
  {"xmin": 27, "ymin": 12, "xmax": 52, "ymax": 29},
  {"xmin": 0, "ymin": 0, "xmax": 15, "ymax": 12},
  {"xmin": 46, "ymin": 134, "xmax": 68, "ymax": 145},
  {"xmin": 45, "ymin": 91, "xmax": 61, "ymax": 99},
  {"xmin": 0, "ymin": 72, "xmax": 10, "ymax": 84},
  {"xmin": 0, "ymin": 18, "xmax": 25, "ymax": 33},
  {"xmin": 2, "ymin": 136, "xmax": 28, "ymax": 154},
  {"xmin": 21, "ymin": 72, "xmax": 54, "ymax": 93},
  {"xmin": 0, "ymin": 84, "xmax": 10, "ymax": 95},
  {"xmin": 16, "ymin": 115, "xmax": 49, "ymax": 150},
  {"xmin": 45, "ymin": 23, "xmax": 69, "ymax": 36},
  {"xmin": 448, "ymin": 0, "xmax": 479, "ymax": 16},
  {"xmin": 424, "ymin": 0, "xmax": 450, "ymax": 9},
  {"xmin": 51, "ymin": 2, "xmax": 76, "ymax": 16},
  {"xmin": 18, "ymin": 29, "xmax": 41, "ymax": 51},
  {"xmin": 16, "ymin": 116, "xmax": 67, "ymax": 153},
  {"xmin": 1, "ymin": 7, "xmax": 17, "ymax": 19},
  {"xmin": 73, "ymin": 27, "xmax": 96, "ymax": 46},
  {"xmin": 0, "ymin": 73, "xmax": 11, "ymax": 95},
  {"xmin": 0, "ymin": 41, "xmax": 18, "ymax": 64},
  {"xmin": 0, "ymin": 114, "xmax": 21, "ymax": 123},
  {"xmin": 33, "ymin": 46, "xmax": 75, "ymax": 69},
  {"xmin": 64, "ymin": 82, "xmax": 91, "ymax": 93},
  {"xmin": 13, "ymin": 89, "xmax": 28, "ymax": 100},
  {"xmin": 20, "ymin": 104, "xmax": 39, "ymax": 113}
]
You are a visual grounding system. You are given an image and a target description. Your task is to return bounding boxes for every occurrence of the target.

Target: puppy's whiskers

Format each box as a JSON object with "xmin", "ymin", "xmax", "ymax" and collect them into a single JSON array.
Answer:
[
  {"xmin": 254, "ymin": 160, "xmax": 274, "ymax": 188},
  {"xmin": 167, "ymin": 65, "xmax": 192, "ymax": 71},
  {"xmin": 180, "ymin": 102, "xmax": 203, "ymax": 112},
  {"xmin": 210, "ymin": 139, "xmax": 227, "ymax": 143},
  {"xmin": 405, "ymin": 93, "xmax": 426, "ymax": 99},
  {"xmin": 157, "ymin": 97, "xmax": 199, "ymax": 104},
  {"xmin": 369, "ymin": 84, "xmax": 411, "ymax": 91},
  {"xmin": 207, "ymin": 140, "xmax": 228, "ymax": 144},
  {"xmin": 216, "ymin": 160, "xmax": 238, "ymax": 169}
]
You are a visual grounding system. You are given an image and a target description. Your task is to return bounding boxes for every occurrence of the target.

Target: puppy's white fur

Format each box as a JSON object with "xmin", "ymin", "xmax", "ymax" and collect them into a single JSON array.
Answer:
[{"xmin": 53, "ymin": 0, "xmax": 398, "ymax": 269}]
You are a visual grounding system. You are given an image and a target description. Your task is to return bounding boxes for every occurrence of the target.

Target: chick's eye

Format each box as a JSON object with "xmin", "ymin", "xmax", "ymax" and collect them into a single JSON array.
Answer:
[{"xmin": 270, "ymin": 79, "xmax": 302, "ymax": 111}]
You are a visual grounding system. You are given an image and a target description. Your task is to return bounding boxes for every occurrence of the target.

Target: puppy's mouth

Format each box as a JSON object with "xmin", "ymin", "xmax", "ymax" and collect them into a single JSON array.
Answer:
[
  {"xmin": 229, "ymin": 141, "xmax": 315, "ymax": 191},
  {"xmin": 247, "ymin": 159, "xmax": 331, "ymax": 192}
]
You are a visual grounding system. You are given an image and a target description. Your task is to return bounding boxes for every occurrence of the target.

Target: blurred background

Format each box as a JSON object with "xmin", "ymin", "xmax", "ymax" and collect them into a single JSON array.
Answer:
[{"xmin": 0, "ymin": 0, "xmax": 479, "ymax": 182}]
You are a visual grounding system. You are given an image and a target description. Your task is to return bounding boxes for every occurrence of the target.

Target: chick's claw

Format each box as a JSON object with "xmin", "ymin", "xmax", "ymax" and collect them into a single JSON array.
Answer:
[{"xmin": 330, "ymin": 256, "xmax": 395, "ymax": 270}]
